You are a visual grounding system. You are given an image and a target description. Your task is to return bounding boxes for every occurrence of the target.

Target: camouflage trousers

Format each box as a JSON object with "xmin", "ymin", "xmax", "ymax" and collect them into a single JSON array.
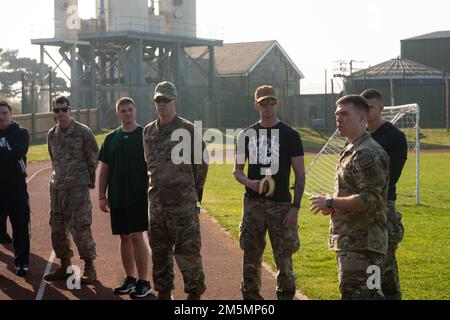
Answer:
[
  {"xmin": 239, "ymin": 197, "xmax": 300, "ymax": 300},
  {"xmin": 149, "ymin": 202, "xmax": 206, "ymax": 295},
  {"xmin": 49, "ymin": 186, "xmax": 96, "ymax": 260},
  {"xmin": 336, "ymin": 250, "xmax": 385, "ymax": 300},
  {"xmin": 382, "ymin": 201, "xmax": 404, "ymax": 300}
]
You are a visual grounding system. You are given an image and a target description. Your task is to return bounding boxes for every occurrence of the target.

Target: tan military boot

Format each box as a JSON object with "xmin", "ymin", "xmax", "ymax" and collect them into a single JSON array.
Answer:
[
  {"xmin": 81, "ymin": 259, "xmax": 97, "ymax": 285},
  {"xmin": 187, "ymin": 293, "xmax": 201, "ymax": 300},
  {"xmin": 157, "ymin": 291, "xmax": 173, "ymax": 300},
  {"xmin": 44, "ymin": 259, "xmax": 71, "ymax": 282}
]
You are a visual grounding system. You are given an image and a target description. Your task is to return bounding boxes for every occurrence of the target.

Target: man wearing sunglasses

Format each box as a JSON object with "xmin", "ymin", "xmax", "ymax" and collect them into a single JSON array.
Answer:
[
  {"xmin": 234, "ymin": 85, "xmax": 305, "ymax": 300},
  {"xmin": 45, "ymin": 96, "xmax": 99, "ymax": 285},
  {"xmin": 143, "ymin": 81, "xmax": 208, "ymax": 300}
]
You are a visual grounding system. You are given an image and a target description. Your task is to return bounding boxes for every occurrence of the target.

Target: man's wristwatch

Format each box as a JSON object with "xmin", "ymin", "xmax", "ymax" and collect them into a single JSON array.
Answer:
[{"xmin": 326, "ymin": 197, "xmax": 334, "ymax": 209}]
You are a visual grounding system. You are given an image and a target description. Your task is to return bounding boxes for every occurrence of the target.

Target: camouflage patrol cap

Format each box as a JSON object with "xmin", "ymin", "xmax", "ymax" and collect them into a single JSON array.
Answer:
[
  {"xmin": 255, "ymin": 85, "xmax": 278, "ymax": 103},
  {"xmin": 154, "ymin": 81, "xmax": 177, "ymax": 101}
]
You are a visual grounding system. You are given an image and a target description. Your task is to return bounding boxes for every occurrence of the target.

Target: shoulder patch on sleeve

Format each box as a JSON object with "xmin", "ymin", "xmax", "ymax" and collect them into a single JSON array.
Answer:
[{"xmin": 354, "ymin": 151, "xmax": 376, "ymax": 170}]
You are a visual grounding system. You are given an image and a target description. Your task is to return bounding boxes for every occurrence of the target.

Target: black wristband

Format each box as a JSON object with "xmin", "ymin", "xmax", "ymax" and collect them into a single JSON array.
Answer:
[
  {"xmin": 292, "ymin": 203, "xmax": 301, "ymax": 209},
  {"xmin": 326, "ymin": 198, "xmax": 334, "ymax": 209}
]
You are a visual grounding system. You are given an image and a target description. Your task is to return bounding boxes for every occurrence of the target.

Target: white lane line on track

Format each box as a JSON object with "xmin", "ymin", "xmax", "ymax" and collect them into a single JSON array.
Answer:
[
  {"xmin": 25, "ymin": 166, "xmax": 56, "ymax": 301},
  {"xmin": 35, "ymin": 251, "xmax": 55, "ymax": 300},
  {"xmin": 26, "ymin": 167, "xmax": 51, "ymax": 184}
]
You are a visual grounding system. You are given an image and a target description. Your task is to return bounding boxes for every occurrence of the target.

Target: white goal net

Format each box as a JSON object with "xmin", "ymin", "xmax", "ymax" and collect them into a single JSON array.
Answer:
[{"xmin": 305, "ymin": 104, "xmax": 421, "ymax": 205}]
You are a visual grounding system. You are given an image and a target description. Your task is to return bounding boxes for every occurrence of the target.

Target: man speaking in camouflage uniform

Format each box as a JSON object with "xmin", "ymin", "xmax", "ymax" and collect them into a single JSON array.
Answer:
[
  {"xmin": 144, "ymin": 81, "xmax": 208, "ymax": 300},
  {"xmin": 234, "ymin": 85, "xmax": 305, "ymax": 300},
  {"xmin": 310, "ymin": 95, "xmax": 389, "ymax": 300},
  {"xmin": 362, "ymin": 89, "xmax": 407, "ymax": 300},
  {"xmin": 45, "ymin": 96, "xmax": 99, "ymax": 285}
]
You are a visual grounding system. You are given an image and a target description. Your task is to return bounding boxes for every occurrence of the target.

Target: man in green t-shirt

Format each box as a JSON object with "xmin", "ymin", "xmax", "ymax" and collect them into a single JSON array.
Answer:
[{"xmin": 98, "ymin": 97, "xmax": 152, "ymax": 298}]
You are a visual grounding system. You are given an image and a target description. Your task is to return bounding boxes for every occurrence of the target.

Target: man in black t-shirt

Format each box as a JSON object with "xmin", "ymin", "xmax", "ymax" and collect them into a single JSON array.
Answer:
[
  {"xmin": 234, "ymin": 86, "xmax": 306, "ymax": 300},
  {"xmin": 362, "ymin": 89, "xmax": 408, "ymax": 300}
]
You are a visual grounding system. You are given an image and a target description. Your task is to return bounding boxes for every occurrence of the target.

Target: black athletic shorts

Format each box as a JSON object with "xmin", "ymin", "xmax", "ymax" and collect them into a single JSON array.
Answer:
[{"xmin": 110, "ymin": 198, "xmax": 149, "ymax": 235}]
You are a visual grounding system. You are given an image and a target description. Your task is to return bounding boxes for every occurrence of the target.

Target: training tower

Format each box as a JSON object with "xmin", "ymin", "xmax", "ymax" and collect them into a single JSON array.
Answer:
[{"xmin": 32, "ymin": 0, "xmax": 223, "ymax": 127}]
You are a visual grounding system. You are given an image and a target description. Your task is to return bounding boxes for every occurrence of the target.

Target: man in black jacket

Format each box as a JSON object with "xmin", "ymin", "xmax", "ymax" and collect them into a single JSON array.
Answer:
[
  {"xmin": 0, "ymin": 101, "xmax": 30, "ymax": 276},
  {"xmin": 0, "ymin": 206, "xmax": 12, "ymax": 243}
]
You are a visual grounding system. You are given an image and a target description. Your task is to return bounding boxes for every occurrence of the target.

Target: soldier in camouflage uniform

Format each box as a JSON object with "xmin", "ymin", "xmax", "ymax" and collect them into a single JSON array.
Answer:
[
  {"xmin": 310, "ymin": 95, "xmax": 389, "ymax": 300},
  {"xmin": 44, "ymin": 96, "xmax": 99, "ymax": 285},
  {"xmin": 362, "ymin": 89, "xmax": 407, "ymax": 300},
  {"xmin": 234, "ymin": 86, "xmax": 306, "ymax": 300},
  {"xmin": 144, "ymin": 82, "xmax": 208, "ymax": 300}
]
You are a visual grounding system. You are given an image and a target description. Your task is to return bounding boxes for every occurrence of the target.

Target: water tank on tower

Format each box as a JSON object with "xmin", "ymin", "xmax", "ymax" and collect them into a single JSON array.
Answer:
[
  {"xmin": 99, "ymin": 0, "xmax": 149, "ymax": 33},
  {"xmin": 54, "ymin": 0, "xmax": 80, "ymax": 40},
  {"xmin": 159, "ymin": 0, "xmax": 197, "ymax": 38}
]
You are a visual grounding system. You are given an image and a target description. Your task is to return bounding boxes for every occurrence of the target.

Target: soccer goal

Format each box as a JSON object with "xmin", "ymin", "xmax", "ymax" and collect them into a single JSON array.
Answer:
[{"xmin": 305, "ymin": 104, "xmax": 421, "ymax": 205}]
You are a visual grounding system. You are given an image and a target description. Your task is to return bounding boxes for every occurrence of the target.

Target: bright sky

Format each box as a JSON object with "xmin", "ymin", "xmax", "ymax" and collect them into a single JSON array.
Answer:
[{"xmin": 2, "ymin": 0, "xmax": 450, "ymax": 93}]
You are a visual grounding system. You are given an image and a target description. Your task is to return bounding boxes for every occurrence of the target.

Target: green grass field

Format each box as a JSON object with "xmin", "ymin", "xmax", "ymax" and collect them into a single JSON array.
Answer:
[
  {"xmin": 202, "ymin": 153, "xmax": 450, "ymax": 300},
  {"xmin": 404, "ymin": 129, "xmax": 450, "ymax": 149},
  {"xmin": 297, "ymin": 128, "xmax": 450, "ymax": 150}
]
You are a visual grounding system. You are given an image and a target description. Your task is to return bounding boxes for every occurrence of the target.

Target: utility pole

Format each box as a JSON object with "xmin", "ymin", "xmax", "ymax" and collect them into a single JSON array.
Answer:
[
  {"xmin": 49, "ymin": 69, "xmax": 53, "ymax": 112},
  {"xmin": 21, "ymin": 72, "xmax": 27, "ymax": 114},
  {"xmin": 349, "ymin": 60, "xmax": 353, "ymax": 93},
  {"xmin": 324, "ymin": 69, "xmax": 328, "ymax": 129},
  {"xmin": 446, "ymin": 74, "xmax": 449, "ymax": 132},
  {"xmin": 443, "ymin": 69, "xmax": 448, "ymax": 130},
  {"xmin": 334, "ymin": 59, "xmax": 365, "ymax": 94},
  {"xmin": 390, "ymin": 79, "xmax": 395, "ymax": 106},
  {"xmin": 331, "ymin": 78, "xmax": 335, "ymax": 130}
]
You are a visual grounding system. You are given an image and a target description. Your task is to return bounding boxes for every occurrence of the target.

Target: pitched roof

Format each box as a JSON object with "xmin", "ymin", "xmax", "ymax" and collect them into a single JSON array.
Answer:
[
  {"xmin": 186, "ymin": 40, "xmax": 304, "ymax": 78},
  {"xmin": 352, "ymin": 57, "xmax": 444, "ymax": 80},
  {"xmin": 402, "ymin": 31, "xmax": 450, "ymax": 41}
]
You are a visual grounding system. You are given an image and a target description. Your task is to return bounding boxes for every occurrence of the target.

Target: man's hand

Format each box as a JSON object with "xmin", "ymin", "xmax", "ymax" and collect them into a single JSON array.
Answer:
[
  {"xmin": 246, "ymin": 180, "xmax": 261, "ymax": 193},
  {"xmin": 309, "ymin": 195, "xmax": 333, "ymax": 216},
  {"xmin": 99, "ymin": 198, "xmax": 110, "ymax": 213},
  {"xmin": 283, "ymin": 207, "xmax": 299, "ymax": 228}
]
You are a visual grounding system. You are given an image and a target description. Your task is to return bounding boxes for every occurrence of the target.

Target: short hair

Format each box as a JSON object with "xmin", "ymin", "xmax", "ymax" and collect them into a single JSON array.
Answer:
[
  {"xmin": 52, "ymin": 96, "xmax": 71, "ymax": 107},
  {"xmin": 361, "ymin": 88, "xmax": 383, "ymax": 101},
  {"xmin": 336, "ymin": 95, "xmax": 369, "ymax": 115},
  {"xmin": 0, "ymin": 100, "xmax": 12, "ymax": 112},
  {"xmin": 115, "ymin": 97, "xmax": 135, "ymax": 112}
]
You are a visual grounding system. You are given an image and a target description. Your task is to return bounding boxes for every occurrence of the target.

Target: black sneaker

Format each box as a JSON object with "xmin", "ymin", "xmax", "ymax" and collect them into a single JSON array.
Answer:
[
  {"xmin": 15, "ymin": 265, "xmax": 29, "ymax": 277},
  {"xmin": 130, "ymin": 280, "xmax": 153, "ymax": 299},
  {"xmin": 114, "ymin": 276, "xmax": 137, "ymax": 295},
  {"xmin": 0, "ymin": 233, "xmax": 12, "ymax": 244}
]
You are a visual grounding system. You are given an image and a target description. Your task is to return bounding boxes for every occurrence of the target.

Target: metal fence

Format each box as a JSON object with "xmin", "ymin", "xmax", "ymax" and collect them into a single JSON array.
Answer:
[{"xmin": 12, "ymin": 109, "xmax": 99, "ymax": 142}]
